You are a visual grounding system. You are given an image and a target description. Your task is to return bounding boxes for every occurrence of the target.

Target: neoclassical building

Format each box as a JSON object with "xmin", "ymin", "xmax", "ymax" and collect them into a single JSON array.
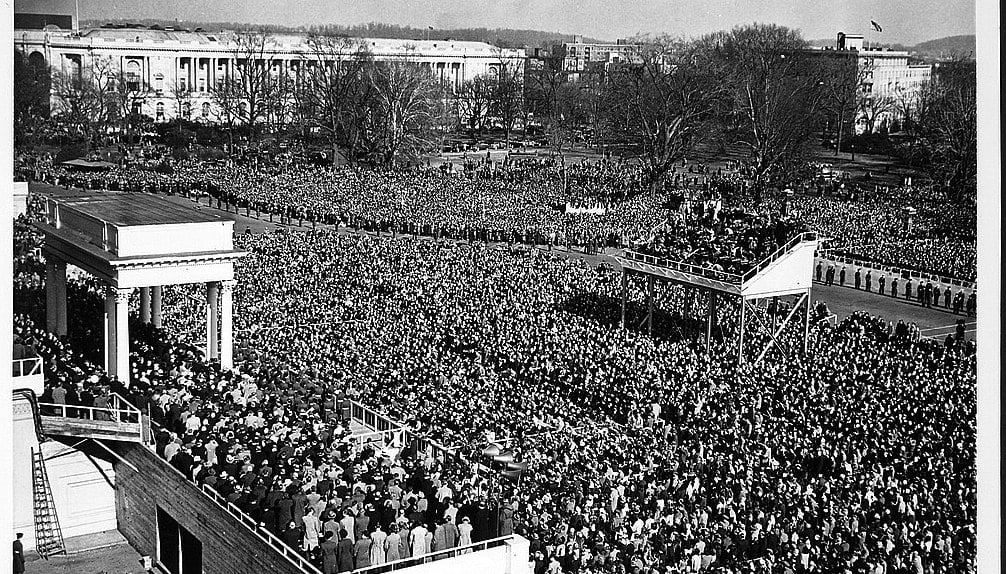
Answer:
[{"xmin": 15, "ymin": 26, "xmax": 525, "ymax": 123}]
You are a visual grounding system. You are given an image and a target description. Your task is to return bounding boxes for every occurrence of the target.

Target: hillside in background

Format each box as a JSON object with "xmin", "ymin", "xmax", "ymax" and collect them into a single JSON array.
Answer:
[
  {"xmin": 912, "ymin": 34, "xmax": 975, "ymax": 57},
  {"xmin": 80, "ymin": 18, "xmax": 607, "ymax": 48}
]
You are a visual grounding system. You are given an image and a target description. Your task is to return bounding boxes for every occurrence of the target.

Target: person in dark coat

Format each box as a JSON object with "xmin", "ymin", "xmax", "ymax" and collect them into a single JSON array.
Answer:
[
  {"xmin": 13, "ymin": 533, "xmax": 25, "ymax": 574},
  {"xmin": 320, "ymin": 532, "xmax": 339, "ymax": 574},
  {"xmin": 353, "ymin": 531, "xmax": 372, "ymax": 569},
  {"xmin": 854, "ymin": 268, "xmax": 861, "ymax": 289},
  {"xmin": 864, "ymin": 270, "xmax": 872, "ymax": 292},
  {"xmin": 877, "ymin": 275, "xmax": 885, "ymax": 295},
  {"xmin": 337, "ymin": 529, "xmax": 355, "ymax": 573},
  {"xmin": 839, "ymin": 266, "xmax": 846, "ymax": 287}
]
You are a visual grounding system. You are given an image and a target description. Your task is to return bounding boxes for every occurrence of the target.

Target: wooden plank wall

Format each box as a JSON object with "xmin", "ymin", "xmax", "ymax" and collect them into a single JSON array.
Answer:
[{"xmin": 113, "ymin": 443, "xmax": 310, "ymax": 574}]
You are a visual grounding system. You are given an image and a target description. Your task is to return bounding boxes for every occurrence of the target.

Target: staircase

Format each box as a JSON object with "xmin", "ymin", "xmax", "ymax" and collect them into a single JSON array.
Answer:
[{"xmin": 31, "ymin": 448, "xmax": 66, "ymax": 559}]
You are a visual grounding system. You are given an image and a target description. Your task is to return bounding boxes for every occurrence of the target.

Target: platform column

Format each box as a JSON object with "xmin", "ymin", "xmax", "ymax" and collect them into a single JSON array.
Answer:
[
  {"xmin": 738, "ymin": 296, "xmax": 747, "ymax": 364},
  {"xmin": 45, "ymin": 258, "xmax": 67, "ymax": 337},
  {"xmin": 620, "ymin": 272, "xmax": 628, "ymax": 330},
  {"xmin": 151, "ymin": 286, "xmax": 163, "ymax": 328},
  {"xmin": 705, "ymin": 290, "xmax": 716, "ymax": 351},
  {"xmin": 205, "ymin": 282, "xmax": 219, "ymax": 361},
  {"xmin": 219, "ymin": 280, "xmax": 235, "ymax": 369},
  {"xmin": 104, "ymin": 287, "xmax": 116, "ymax": 375},
  {"xmin": 646, "ymin": 275, "xmax": 655, "ymax": 336},
  {"xmin": 140, "ymin": 287, "xmax": 151, "ymax": 323},
  {"xmin": 114, "ymin": 288, "xmax": 132, "ymax": 385},
  {"xmin": 804, "ymin": 288, "xmax": 812, "ymax": 354}
]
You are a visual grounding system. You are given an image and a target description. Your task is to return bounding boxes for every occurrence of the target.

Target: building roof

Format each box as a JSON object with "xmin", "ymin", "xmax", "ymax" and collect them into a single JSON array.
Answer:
[
  {"xmin": 16, "ymin": 27, "xmax": 522, "ymax": 57},
  {"xmin": 51, "ymin": 191, "xmax": 228, "ymax": 227}
]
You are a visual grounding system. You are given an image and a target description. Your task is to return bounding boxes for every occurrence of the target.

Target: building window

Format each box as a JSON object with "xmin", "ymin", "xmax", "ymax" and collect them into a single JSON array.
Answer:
[
  {"xmin": 156, "ymin": 102, "xmax": 165, "ymax": 121},
  {"xmin": 182, "ymin": 102, "xmax": 191, "ymax": 119},
  {"xmin": 154, "ymin": 73, "xmax": 164, "ymax": 93},
  {"xmin": 201, "ymin": 102, "xmax": 210, "ymax": 118},
  {"xmin": 179, "ymin": 77, "xmax": 187, "ymax": 91},
  {"xmin": 126, "ymin": 60, "xmax": 141, "ymax": 91}
]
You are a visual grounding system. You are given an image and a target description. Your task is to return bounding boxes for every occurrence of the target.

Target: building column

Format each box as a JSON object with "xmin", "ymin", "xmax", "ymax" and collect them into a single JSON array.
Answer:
[
  {"xmin": 151, "ymin": 286, "xmax": 163, "ymax": 328},
  {"xmin": 45, "ymin": 258, "xmax": 68, "ymax": 337},
  {"xmin": 114, "ymin": 288, "xmax": 131, "ymax": 385},
  {"xmin": 205, "ymin": 282, "xmax": 219, "ymax": 362},
  {"xmin": 140, "ymin": 287, "xmax": 151, "ymax": 323},
  {"xmin": 104, "ymin": 287, "xmax": 116, "ymax": 375},
  {"xmin": 218, "ymin": 280, "xmax": 235, "ymax": 370}
]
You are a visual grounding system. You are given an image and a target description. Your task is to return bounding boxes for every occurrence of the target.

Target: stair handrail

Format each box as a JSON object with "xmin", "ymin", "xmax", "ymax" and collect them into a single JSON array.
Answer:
[
  {"xmin": 13, "ymin": 388, "xmax": 46, "ymax": 443},
  {"xmin": 12, "ymin": 356, "xmax": 43, "ymax": 378},
  {"xmin": 740, "ymin": 231, "xmax": 819, "ymax": 283},
  {"xmin": 145, "ymin": 419, "xmax": 321, "ymax": 574}
]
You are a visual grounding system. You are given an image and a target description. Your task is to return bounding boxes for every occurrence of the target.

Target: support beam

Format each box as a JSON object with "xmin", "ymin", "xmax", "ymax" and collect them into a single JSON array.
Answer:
[
  {"xmin": 706, "ymin": 290, "xmax": 716, "ymax": 351},
  {"xmin": 804, "ymin": 288, "xmax": 812, "ymax": 354},
  {"xmin": 738, "ymin": 296, "xmax": 747, "ymax": 363},
  {"xmin": 754, "ymin": 292, "xmax": 809, "ymax": 365},
  {"xmin": 646, "ymin": 275, "xmax": 655, "ymax": 337},
  {"xmin": 620, "ymin": 271, "xmax": 628, "ymax": 330},
  {"xmin": 219, "ymin": 280, "xmax": 235, "ymax": 370},
  {"xmin": 150, "ymin": 286, "xmax": 163, "ymax": 328},
  {"xmin": 140, "ymin": 287, "xmax": 151, "ymax": 323},
  {"xmin": 90, "ymin": 438, "xmax": 139, "ymax": 473},
  {"xmin": 205, "ymin": 282, "xmax": 219, "ymax": 361}
]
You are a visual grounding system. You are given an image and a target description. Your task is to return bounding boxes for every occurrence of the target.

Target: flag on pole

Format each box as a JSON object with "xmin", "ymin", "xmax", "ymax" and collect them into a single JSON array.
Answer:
[{"xmin": 871, "ymin": 20, "xmax": 883, "ymax": 32}]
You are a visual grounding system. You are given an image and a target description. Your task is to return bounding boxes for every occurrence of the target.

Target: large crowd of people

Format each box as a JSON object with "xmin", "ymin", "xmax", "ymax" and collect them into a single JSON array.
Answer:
[
  {"xmin": 13, "ymin": 181, "xmax": 977, "ymax": 574},
  {"xmin": 16, "ymin": 148, "xmax": 976, "ymax": 282}
]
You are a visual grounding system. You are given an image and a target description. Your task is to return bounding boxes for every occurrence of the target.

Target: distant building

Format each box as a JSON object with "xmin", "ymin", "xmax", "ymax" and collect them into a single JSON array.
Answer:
[
  {"xmin": 560, "ymin": 36, "xmax": 643, "ymax": 81},
  {"xmin": 813, "ymin": 32, "xmax": 932, "ymax": 133},
  {"xmin": 14, "ymin": 27, "xmax": 524, "ymax": 124}
]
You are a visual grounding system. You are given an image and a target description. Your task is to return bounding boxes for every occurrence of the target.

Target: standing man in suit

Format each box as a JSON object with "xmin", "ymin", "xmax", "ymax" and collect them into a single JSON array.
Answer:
[{"xmin": 13, "ymin": 533, "xmax": 25, "ymax": 574}]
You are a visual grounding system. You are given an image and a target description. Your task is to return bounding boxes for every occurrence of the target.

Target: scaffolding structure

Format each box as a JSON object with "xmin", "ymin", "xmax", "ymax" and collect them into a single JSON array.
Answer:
[{"xmin": 615, "ymin": 232, "xmax": 819, "ymax": 364}]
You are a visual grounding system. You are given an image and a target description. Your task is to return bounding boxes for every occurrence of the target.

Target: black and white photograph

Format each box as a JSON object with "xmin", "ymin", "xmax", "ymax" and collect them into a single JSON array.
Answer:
[{"xmin": 2, "ymin": 1, "xmax": 999, "ymax": 574}]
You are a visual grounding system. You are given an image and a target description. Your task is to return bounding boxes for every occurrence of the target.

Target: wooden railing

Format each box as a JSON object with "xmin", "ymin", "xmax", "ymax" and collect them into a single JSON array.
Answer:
[
  {"xmin": 739, "ymin": 232, "xmax": 818, "ymax": 282},
  {"xmin": 12, "ymin": 356, "xmax": 43, "ymax": 378},
  {"xmin": 352, "ymin": 535, "xmax": 515, "ymax": 574},
  {"xmin": 621, "ymin": 250, "xmax": 745, "ymax": 284},
  {"xmin": 623, "ymin": 231, "xmax": 819, "ymax": 285},
  {"xmin": 144, "ymin": 420, "xmax": 322, "ymax": 574},
  {"xmin": 38, "ymin": 392, "xmax": 142, "ymax": 425}
]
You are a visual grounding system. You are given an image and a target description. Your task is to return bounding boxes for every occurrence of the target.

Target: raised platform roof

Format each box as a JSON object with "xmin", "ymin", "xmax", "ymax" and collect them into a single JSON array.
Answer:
[{"xmin": 50, "ymin": 192, "xmax": 225, "ymax": 227}]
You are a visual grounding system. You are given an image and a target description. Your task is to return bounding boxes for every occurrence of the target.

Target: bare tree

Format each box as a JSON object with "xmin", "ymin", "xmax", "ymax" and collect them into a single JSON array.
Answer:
[
  {"xmin": 295, "ymin": 35, "xmax": 374, "ymax": 161},
  {"xmin": 820, "ymin": 52, "xmax": 866, "ymax": 154},
  {"xmin": 711, "ymin": 24, "xmax": 829, "ymax": 198},
  {"xmin": 367, "ymin": 58, "xmax": 442, "ymax": 167},
  {"xmin": 454, "ymin": 74, "xmax": 493, "ymax": 136},
  {"xmin": 50, "ymin": 57, "xmax": 112, "ymax": 144},
  {"xmin": 211, "ymin": 76, "xmax": 244, "ymax": 150},
  {"xmin": 906, "ymin": 56, "xmax": 976, "ymax": 201},
  {"xmin": 602, "ymin": 35, "xmax": 727, "ymax": 193},
  {"xmin": 525, "ymin": 44, "xmax": 569, "ymax": 137},
  {"xmin": 228, "ymin": 29, "xmax": 278, "ymax": 140},
  {"xmin": 857, "ymin": 92, "xmax": 896, "ymax": 135},
  {"xmin": 489, "ymin": 53, "xmax": 524, "ymax": 147}
]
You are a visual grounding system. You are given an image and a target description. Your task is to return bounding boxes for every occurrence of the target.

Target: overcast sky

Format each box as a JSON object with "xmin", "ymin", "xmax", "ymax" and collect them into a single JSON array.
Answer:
[{"xmin": 20, "ymin": 0, "xmax": 976, "ymax": 45}]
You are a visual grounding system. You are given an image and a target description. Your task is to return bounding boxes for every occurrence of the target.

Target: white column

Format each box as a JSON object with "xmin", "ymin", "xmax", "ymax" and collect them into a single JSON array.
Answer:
[
  {"xmin": 45, "ymin": 258, "xmax": 67, "ymax": 336},
  {"xmin": 151, "ymin": 286, "xmax": 163, "ymax": 328},
  {"xmin": 140, "ymin": 287, "xmax": 151, "ymax": 323},
  {"xmin": 219, "ymin": 280, "xmax": 235, "ymax": 370},
  {"xmin": 205, "ymin": 282, "xmax": 219, "ymax": 361},
  {"xmin": 114, "ymin": 288, "xmax": 131, "ymax": 385},
  {"xmin": 104, "ymin": 287, "xmax": 116, "ymax": 375}
]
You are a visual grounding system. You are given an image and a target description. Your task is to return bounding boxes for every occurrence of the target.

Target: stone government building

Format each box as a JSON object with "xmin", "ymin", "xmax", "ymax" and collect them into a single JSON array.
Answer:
[{"xmin": 15, "ymin": 26, "xmax": 525, "ymax": 123}]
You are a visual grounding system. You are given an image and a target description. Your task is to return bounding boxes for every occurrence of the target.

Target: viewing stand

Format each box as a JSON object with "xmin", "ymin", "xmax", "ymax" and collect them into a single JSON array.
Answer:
[{"xmin": 614, "ymin": 232, "xmax": 819, "ymax": 364}]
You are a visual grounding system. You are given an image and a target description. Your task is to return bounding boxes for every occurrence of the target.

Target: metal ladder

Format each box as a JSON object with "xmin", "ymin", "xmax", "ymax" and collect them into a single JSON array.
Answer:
[{"xmin": 31, "ymin": 447, "xmax": 66, "ymax": 559}]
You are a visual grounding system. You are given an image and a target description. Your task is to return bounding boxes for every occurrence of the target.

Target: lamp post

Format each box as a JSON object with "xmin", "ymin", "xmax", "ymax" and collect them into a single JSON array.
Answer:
[{"xmin": 481, "ymin": 443, "xmax": 523, "ymax": 537}]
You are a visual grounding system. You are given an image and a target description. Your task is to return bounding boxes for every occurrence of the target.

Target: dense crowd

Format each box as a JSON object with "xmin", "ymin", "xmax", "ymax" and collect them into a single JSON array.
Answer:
[{"xmin": 14, "ymin": 199, "xmax": 977, "ymax": 574}]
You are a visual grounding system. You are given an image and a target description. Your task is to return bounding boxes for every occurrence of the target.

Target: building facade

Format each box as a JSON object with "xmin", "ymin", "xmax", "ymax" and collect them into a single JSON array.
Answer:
[
  {"xmin": 14, "ymin": 27, "xmax": 524, "ymax": 124},
  {"xmin": 817, "ymin": 33, "xmax": 932, "ymax": 133},
  {"xmin": 560, "ymin": 36, "xmax": 643, "ymax": 81}
]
